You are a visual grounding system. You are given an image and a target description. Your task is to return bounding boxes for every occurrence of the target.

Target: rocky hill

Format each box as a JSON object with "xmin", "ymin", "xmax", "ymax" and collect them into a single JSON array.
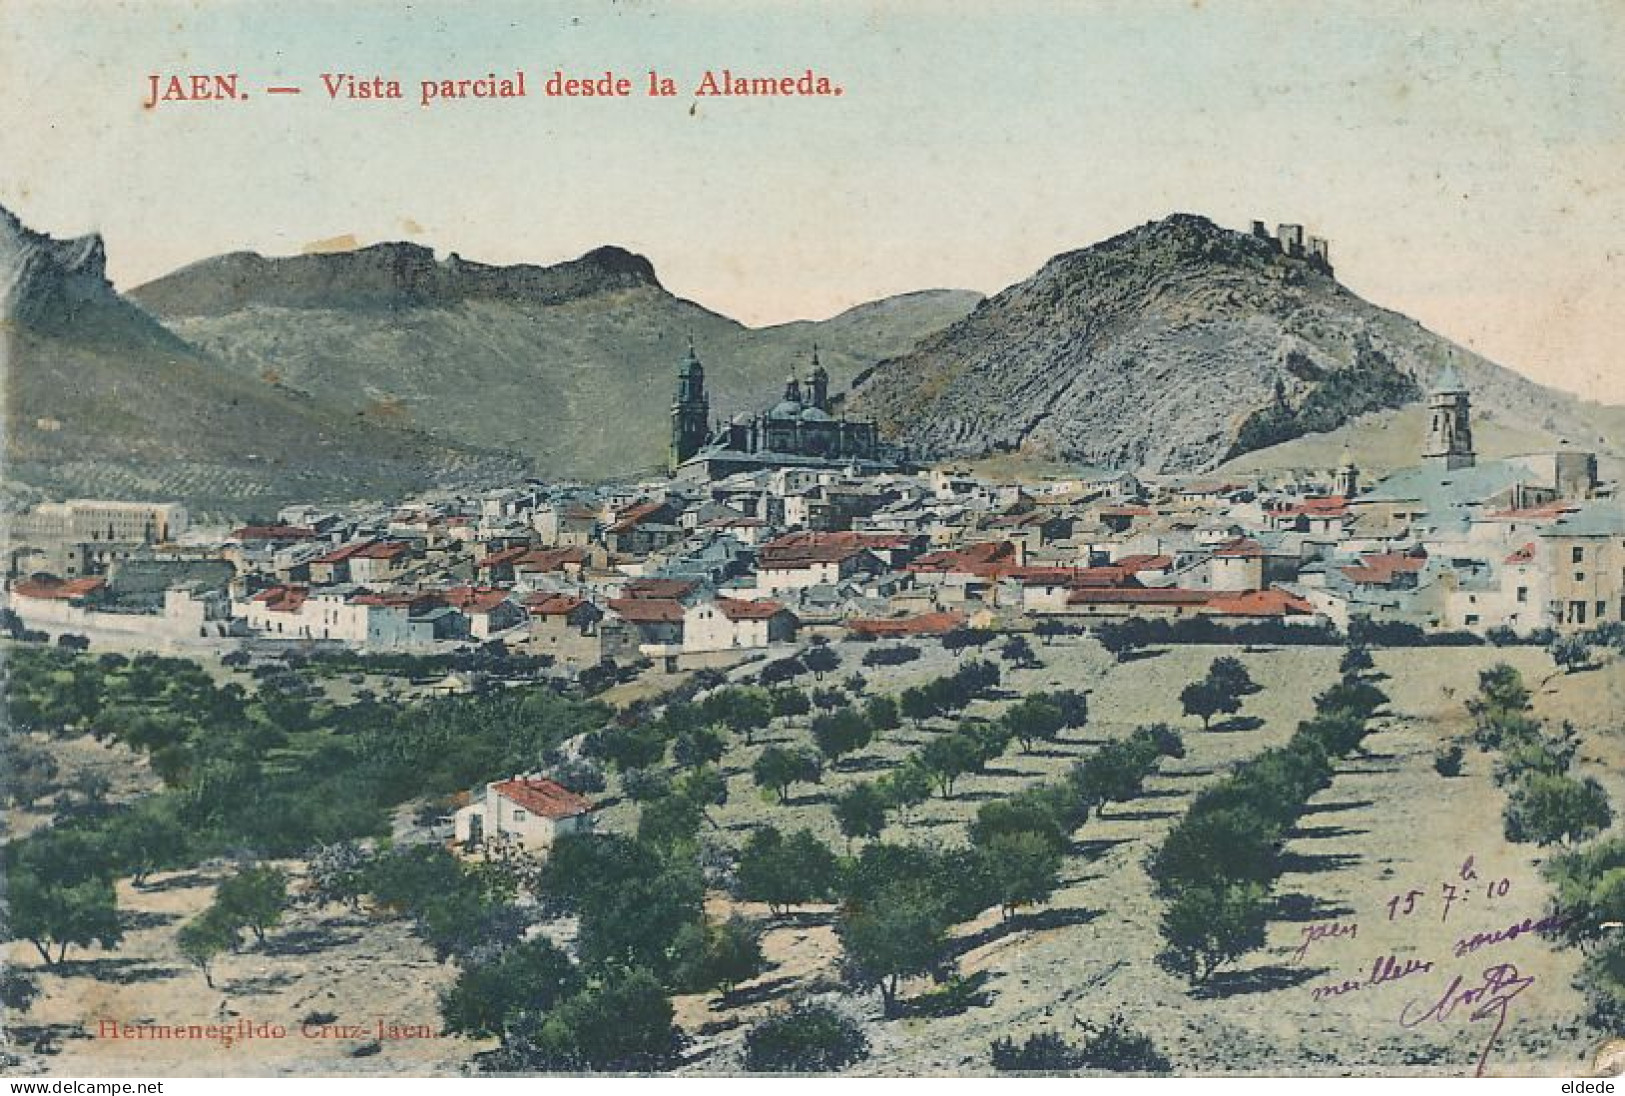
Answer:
[
  {"xmin": 1, "ymin": 206, "xmax": 524, "ymax": 518},
  {"xmin": 847, "ymin": 214, "xmax": 1619, "ymax": 473},
  {"xmin": 132, "ymin": 246, "xmax": 981, "ymax": 479}
]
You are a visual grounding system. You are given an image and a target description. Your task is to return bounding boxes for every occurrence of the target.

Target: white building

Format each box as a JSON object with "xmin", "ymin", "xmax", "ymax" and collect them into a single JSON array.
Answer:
[
  {"xmin": 453, "ymin": 776, "xmax": 595, "ymax": 852},
  {"xmin": 683, "ymin": 597, "xmax": 798, "ymax": 653}
]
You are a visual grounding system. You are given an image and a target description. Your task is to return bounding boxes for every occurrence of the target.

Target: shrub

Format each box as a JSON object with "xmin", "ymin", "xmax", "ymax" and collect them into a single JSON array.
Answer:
[
  {"xmin": 742, "ymin": 1002, "xmax": 870, "ymax": 1073},
  {"xmin": 991, "ymin": 1031, "xmax": 1083, "ymax": 1072},
  {"xmin": 0, "ymin": 969, "xmax": 40, "ymax": 1012},
  {"xmin": 1076, "ymin": 1013, "xmax": 1173, "ymax": 1073},
  {"xmin": 1551, "ymin": 634, "xmax": 1593, "ymax": 674},
  {"xmin": 1433, "ymin": 743, "xmax": 1465, "ymax": 777}
]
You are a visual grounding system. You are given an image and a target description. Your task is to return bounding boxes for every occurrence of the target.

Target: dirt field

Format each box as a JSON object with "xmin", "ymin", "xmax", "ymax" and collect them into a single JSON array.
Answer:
[{"xmin": 7, "ymin": 639, "xmax": 1620, "ymax": 1076}]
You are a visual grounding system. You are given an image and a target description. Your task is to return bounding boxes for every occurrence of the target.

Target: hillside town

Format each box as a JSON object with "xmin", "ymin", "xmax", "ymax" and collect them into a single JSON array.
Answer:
[{"xmin": 3, "ymin": 352, "xmax": 1618, "ymax": 673}]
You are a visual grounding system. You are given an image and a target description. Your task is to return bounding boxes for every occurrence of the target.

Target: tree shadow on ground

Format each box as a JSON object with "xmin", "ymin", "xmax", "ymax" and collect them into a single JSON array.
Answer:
[
  {"xmin": 54, "ymin": 957, "xmax": 183, "ymax": 983},
  {"xmin": 230, "ymin": 970, "xmax": 298, "ymax": 996},
  {"xmin": 783, "ymin": 791, "xmax": 834, "ymax": 807},
  {"xmin": 979, "ymin": 765, "xmax": 1029, "ymax": 779},
  {"xmin": 838, "ymin": 755, "xmax": 900, "ymax": 774},
  {"xmin": 134, "ymin": 871, "xmax": 211, "ymax": 894},
  {"xmin": 763, "ymin": 908, "xmax": 837, "ymax": 930},
  {"xmin": 943, "ymin": 906, "xmax": 1101, "ymax": 963},
  {"xmin": 1272, "ymin": 892, "xmax": 1357, "ymax": 922},
  {"xmin": 119, "ymin": 909, "xmax": 181, "ymax": 931},
  {"xmin": 262, "ymin": 927, "xmax": 364, "ymax": 957},
  {"xmin": 712, "ymin": 973, "xmax": 802, "ymax": 1010},
  {"xmin": 1117, "ymin": 650, "xmax": 1166, "ymax": 663},
  {"xmin": 1068, "ymin": 837, "xmax": 1135, "ymax": 858},
  {"xmin": 1213, "ymin": 715, "xmax": 1265, "ymax": 733},
  {"xmin": 1103, "ymin": 807, "xmax": 1182, "ymax": 822},
  {"xmin": 1192, "ymin": 963, "xmax": 1326, "ymax": 1000},
  {"xmin": 1288, "ymin": 823, "xmax": 1368, "ymax": 841},
  {"xmin": 951, "ymin": 790, "xmax": 1008, "ymax": 802},
  {"xmin": 1300, "ymin": 798, "xmax": 1374, "ymax": 815},
  {"xmin": 1024, "ymin": 746, "xmax": 1086, "ymax": 759},
  {"xmin": 894, "ymin": 970, "xmax": 997, "ymax": 1019},
  {"xmin": 1278, "ymin": 851, "xmax": 1362, "ymax": 874}
]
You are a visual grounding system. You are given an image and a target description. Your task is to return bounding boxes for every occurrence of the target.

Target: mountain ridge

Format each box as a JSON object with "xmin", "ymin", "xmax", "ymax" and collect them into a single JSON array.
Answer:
[
  {"xmin": 1, "ymin": 205, "xmax": 528, "ymax": 518},
  {"xmin": 847, "ymin": 213, "xmax": 1620, "ymax": 473},
  {"xmin": 127, "ymin": 237, "xmax": 983, "ymax": 479}
]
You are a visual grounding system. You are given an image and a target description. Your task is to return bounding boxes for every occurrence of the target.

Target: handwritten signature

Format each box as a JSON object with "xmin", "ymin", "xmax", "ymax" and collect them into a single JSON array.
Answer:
[{"xmin": 1399, "ymin": 962, "xmax": 1536, "ymax": 1077}]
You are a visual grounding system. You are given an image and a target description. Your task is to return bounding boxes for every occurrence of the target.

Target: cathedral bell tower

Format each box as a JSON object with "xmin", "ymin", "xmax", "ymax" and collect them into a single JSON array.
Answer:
[
  {"xmin": 808, "ymin": 345, "xmax": 830, "ymax": 412},
  {"xmin": 1422, "ymin": 360, "xmax": 1475, "ymax": 471},
  {"xmin": 670, "ymin": 337, "xmax": 710, "ymax": 472}
]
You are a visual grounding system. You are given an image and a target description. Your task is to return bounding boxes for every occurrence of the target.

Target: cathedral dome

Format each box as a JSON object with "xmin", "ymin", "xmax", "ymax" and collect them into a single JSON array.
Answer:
[
  {"xmin": 768, "ymin": 400, "xmax": 803, "ymax": 420},
  {"xmin": 800, "ymin": 406, "xmax": 833, "ymax": 422}
]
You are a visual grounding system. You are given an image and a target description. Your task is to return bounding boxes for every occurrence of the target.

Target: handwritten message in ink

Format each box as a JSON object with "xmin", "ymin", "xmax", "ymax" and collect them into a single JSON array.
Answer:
[{"xmin": 1297, "ymin": 855, "xmax": 1572, "ymax": 1076}]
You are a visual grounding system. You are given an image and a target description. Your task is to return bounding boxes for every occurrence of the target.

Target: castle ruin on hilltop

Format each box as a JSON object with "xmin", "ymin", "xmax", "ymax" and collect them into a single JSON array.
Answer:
[{"xmin": 1252, "ymin": 220, "xmax": 1332, "ymax": 273}]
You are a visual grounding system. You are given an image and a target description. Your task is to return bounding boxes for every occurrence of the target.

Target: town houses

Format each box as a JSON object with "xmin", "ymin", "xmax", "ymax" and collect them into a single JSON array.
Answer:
[{"xmin": 3, "ymin": 363, "xmax": 1622, "ymax": 668}]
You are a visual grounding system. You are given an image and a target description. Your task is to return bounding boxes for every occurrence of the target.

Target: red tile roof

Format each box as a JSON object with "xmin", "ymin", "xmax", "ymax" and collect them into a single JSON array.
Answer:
[
  {"xmin": 354, "ymin": 541, "xmax": 411, "ymax": 560},
  {"xmin": 606, "ymin": 501, "xmax": 669, "ymax": 534},
  {"xmin": 1339, "ymin": 549, "xmax": 1428, "ymax": 586},
  {"xmin": 760, "ymin": 532, "xmax": 911, "ymax": 568},
  {"xmin": 440, "ymin": 586, "xmax": 514, "ymax": 615},
  {"xmin": 314, "ymin": 539, "xmax": 410, "ymax": 565},
  {"xmin": 1485, "ymin": 503, "xmax": 1577, "ymax": 521},
  {"xmin": 525, "ymin": 593, "xmax": 590, "ymax": 616},
  {"xmin": 491, "ymin": 777, "xmax": 594, "ymax": 819},
  {"xmin": 608, "ymin": 597, "xmax": 687, "ymax": 624},
  {"xmin": 623, "ymin": 578, "xmax": 697, "ymax": 600},
  {"xmin": 909, "ymin": 540, "xmax": 1018, "ymax": 576},
  {"xmin": 1206, "ymin": 588, "xmax": 1315, "ymax": 617},
  {"xmin": 1213, "ymin": 537, "xmax": 1266, "ymax": 558},
  {"xmin": 250, "ymin": 584, "xmax": 309, "ymax": 612},
  {"xmin": 12, "ymin": 576, "xmax": 106, "ymax": 601},
  {"xmin": 712, "ymin": 598, "xmax": 789, "ymax": 621},
  {"xmin": 1505, "ymin": 542, "xmax": 1537, "ymax": 565},
  {"xmin": 351, "ymin": 590, "xmax": 441, "ymax": 611},
  {"xmin": 1113, "ymin": 554, "xmax": 1175, "ymax": 573},
  {"xmin": 479, "ymin": 545, "xmax": 529, "ymax": 568},
  {"xmin": 847, "ymin": 610, "xmax": 967, "ymax": 637}
]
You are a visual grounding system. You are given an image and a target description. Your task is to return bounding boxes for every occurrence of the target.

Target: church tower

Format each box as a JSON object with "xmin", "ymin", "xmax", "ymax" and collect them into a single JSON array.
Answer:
[
  {"xmin": 808, "ymin": 345, "xmax": 830, "ymax": 412},
  {"xmin": 1422, "ymin": 360, "xmax": 1475, "ymax": 471},
  {"xmin": 1334, "ymin": 446, "xmax": 1360, "ymax": 497},
  {"xmin": 670, "ymin": 338, "xmax": 710, "ymax": 472}
]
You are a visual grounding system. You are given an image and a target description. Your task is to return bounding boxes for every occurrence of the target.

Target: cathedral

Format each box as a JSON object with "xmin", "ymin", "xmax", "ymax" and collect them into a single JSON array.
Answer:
[{"xmin": 669, "ymin": 341, "xmax": 903, "ymax": 478}]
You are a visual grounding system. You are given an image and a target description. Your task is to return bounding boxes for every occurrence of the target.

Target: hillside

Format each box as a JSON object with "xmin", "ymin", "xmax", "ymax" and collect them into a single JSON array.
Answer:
[
  {"xmin": 848, "ymin": 214, "xmax": 1622, "ymax": 474},
  {"xmin": 1, "ymin": 206, "xmax": 524, "ymax": 519},
  {"xmin": 132, "ymin": 247, "xmax": 981, "ymax": 479}
]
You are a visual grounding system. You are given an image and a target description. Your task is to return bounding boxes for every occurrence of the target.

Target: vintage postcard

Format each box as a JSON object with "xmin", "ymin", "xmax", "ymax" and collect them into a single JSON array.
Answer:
[{"xmin": 2, "ymin": 0, "xmax": 1623, "ymax": 1082}]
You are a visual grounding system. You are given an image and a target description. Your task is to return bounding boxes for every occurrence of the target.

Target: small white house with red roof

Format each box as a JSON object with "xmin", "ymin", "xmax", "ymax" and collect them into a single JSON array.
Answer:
[{"xmin": 453, "ymin": 775, "xmax": 595, "ymax": 853}]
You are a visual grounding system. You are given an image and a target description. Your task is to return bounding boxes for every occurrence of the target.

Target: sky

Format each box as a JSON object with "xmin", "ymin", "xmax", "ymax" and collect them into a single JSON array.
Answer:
[{"xmin": 2, "ymin": 0, "xmax": 1622, "ymax": 402}]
